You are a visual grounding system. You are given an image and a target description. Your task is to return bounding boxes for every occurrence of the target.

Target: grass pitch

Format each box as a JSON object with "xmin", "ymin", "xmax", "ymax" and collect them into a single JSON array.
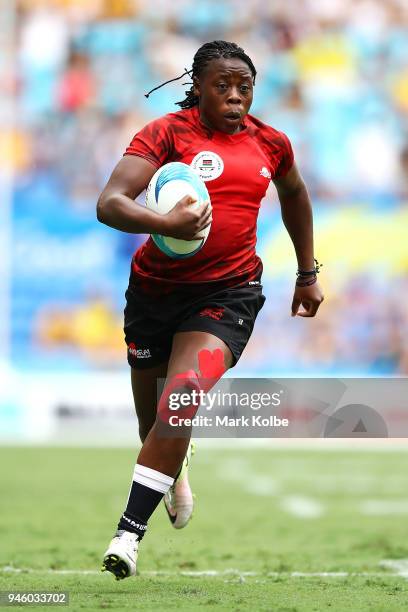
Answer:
[{"xmin": 1, "ymin": 446, "xmax": 408, "ymax": 610}]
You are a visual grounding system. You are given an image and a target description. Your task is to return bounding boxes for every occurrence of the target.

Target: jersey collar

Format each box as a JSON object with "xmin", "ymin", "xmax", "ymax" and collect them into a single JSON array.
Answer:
[{"xmin": 191, "ymin": 106, "xmax": 250, "ymax": 143}]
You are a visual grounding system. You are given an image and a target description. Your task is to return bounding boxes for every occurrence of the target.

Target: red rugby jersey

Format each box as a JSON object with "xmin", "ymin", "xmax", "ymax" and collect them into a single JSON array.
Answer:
[{"xmin": 125, "ymin": 106, "xmax": 293, "ymax": 287}]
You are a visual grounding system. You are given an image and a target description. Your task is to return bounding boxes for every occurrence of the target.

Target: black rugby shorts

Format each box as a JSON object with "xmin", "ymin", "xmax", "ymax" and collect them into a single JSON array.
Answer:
[{"xmin": 124, "ymin": 275, "xmax": 266, "ymax": 370}]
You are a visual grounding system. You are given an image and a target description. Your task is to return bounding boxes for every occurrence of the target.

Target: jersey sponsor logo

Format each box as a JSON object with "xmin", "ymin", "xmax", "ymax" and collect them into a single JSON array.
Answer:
[
  {"xmin": 259, "ymin": 166, "xmax": 272, "ymax": 179},
  {"xmin": 190, "ymin": 151, "xmax": 224, "ymax": 182},
  {"xmin": 128, "ymin": 342, "xmax": 151, "ymax": 359},
  {"xmin": 199, "ymin": 306, "xmax": 225, "ymax": 321}
]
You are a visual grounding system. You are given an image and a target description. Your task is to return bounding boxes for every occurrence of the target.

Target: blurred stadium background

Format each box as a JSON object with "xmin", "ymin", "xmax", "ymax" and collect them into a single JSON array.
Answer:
[
  {"xmin": 0, "ymin": 0, "xmax": 407, "ymax": 444},
  {"xmin": 1, "ymin": 3, "xmax": 408, "ymax": 609}
]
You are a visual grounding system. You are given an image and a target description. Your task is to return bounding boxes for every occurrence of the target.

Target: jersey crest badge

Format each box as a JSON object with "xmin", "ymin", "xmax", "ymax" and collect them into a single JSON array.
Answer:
[{"xmin": 191, "ymin": 151, "xmax": 224, "ymax": 182}]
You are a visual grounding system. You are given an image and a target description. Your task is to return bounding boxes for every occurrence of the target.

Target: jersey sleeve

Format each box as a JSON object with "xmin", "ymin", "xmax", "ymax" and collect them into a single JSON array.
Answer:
[
  {"xmin": 274, "ymin": 131, "xmax": 294, "ymax": 179},
  {"xmin": 124, "ymin": 116, "xmax": 173, "ymax": 168}
]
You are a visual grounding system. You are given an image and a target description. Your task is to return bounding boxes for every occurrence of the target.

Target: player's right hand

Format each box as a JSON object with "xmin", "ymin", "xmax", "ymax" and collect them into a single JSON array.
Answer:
[{"xmin": 160, "ymin": 195, "xmax": 212, "ymax": 241}]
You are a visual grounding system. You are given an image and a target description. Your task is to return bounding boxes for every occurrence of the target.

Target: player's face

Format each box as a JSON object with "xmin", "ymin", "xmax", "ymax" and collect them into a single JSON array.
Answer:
[{"xmin": 194, "ymin": 58, "xmax": 254, "ymax": 135}]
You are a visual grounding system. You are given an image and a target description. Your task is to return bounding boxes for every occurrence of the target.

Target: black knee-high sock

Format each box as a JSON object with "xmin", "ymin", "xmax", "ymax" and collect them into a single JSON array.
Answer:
[{"xmin": 117, "ymin": 464, "xmax": 174, "ymax": 540}]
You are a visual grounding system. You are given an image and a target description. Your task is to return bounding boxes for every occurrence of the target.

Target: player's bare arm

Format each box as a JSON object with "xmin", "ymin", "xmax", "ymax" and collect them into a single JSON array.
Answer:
[
  {"xmin": 97, "ymin": 155, "xmax": 211, "ymax": 239},
  {"xmin": 273, "ymin": 163, "xmax": 324, "ymax": 317}
]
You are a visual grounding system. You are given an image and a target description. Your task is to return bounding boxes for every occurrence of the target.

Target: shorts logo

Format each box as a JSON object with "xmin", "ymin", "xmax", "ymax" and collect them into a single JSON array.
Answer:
[
  {"xmin": 199, "ymin": 307, "xmax": 225, "ymax": 321},
  {"xmin": 190, "ymin": 151, "xmax": 224, "ymax": 182},
  {"xmin": 128, "ymin": 342, "xmax": 151, "ymax": 359}
]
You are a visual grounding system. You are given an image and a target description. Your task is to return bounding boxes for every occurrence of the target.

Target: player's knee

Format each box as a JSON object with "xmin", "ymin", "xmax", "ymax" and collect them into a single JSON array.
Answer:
[{"xmin": 157, "ymin": 369, "xmax": 202, "ymax": 425}]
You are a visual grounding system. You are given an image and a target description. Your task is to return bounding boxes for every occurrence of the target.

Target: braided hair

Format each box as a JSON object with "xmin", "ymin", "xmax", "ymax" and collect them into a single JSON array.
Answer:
[
  {"xmin": 177, "ymin": 41, "xmax": 256, "ymax": 109},
  {"xmin": 144, "ymin": 41, "xmax": 257, "ymax": 107}
]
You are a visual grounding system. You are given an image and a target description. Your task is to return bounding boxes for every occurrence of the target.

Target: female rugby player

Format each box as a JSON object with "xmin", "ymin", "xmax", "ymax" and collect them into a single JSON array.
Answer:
[{"xmin": 97, "ymin": 40, "xmax": 323, "ymax": 580}]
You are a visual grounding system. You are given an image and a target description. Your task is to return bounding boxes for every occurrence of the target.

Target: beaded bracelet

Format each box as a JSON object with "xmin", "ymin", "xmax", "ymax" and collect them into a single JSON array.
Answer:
[{"xmin": 297, "ymin": 258, "xmax": 322, "ymax": 278}]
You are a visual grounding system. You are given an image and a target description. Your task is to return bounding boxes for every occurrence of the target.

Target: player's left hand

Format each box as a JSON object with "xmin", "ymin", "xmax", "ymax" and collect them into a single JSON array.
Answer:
[{"xmin": 291, "ymin": 282, "xmax": 324, "ymax": 317}]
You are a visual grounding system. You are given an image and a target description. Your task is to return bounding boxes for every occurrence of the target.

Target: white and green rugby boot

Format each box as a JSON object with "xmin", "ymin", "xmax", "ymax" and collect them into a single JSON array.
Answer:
[
  {"xmin": 101, "ymin": 530, "xmax": 139, "ymax": 580},
  {"xmin": 164, "ymin": 441, "xmax": 195, "ymax": 529}
]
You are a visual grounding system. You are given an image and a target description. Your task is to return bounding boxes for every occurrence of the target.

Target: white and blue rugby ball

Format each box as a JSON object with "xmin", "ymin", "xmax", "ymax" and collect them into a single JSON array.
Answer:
[{"xmin": 145, "ymin": 161, "xmax": 211, "ymax": 258}]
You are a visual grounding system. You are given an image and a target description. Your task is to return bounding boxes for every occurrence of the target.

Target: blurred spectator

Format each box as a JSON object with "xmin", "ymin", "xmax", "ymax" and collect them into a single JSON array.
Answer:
[
  {"xmin": 34, "ymin": 292, "xmax": 124, "ymax": 367},
  {"xmin": 4, "ymin": 0, "xmax": 408, "ymax": 374},
  {"xmin": 399, "ymin": 143, "xmax": 408, "ymax": 198},
  {"xmin": 57, "ymin": 51, "xmax": 96, "ymax": 113},
  {"xmin": 11, "ymin": 0, "xmax": 408, "ymax": 200}
]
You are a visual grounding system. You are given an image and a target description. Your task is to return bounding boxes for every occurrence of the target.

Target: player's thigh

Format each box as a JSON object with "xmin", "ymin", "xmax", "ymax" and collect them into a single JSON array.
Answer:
[
  {"xmin": 166, "ymin": 330, "xmax": 233, "ymax": 381},
  {"xmin": 131, "ymin": 361, "xmax": 168, "ymax": 440}
]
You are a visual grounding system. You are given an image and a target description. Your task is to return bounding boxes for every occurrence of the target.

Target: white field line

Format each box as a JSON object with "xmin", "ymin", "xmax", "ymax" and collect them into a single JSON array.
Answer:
[
  {"xmin": 220, "ymin": 458, "xmax": 408, "ymax": 518},
  {"xmin": 193, "ymin": 439, "xmax": 408, "ymax": 451},
  {"xmin": 219, "ymin": 458, "xmax": 279, "ymax": 496},
  {"xmin": 220, "ymin": 459, "xmax": 325, "ymax": 518},
  {"xmin": 280, "ymin": 495, "xmax": 325, "ymax": 518},
  {"xmin": 1, "ymin": 562, "xmax": 407, "ymax": 579},
  {"xmin": 5, "ymin": 439, "xmax": 408, "ymax": 450},
  {"xmin": 244, "ymin": 475, "xmax": 278, "ymax": 496},
  {"xmin": 360, "ymin": 500, "xmax": 408, "ymax": 515},
  {"xmin": 380, "ymin": 559, "xmax": 408, "ymax": 577}
]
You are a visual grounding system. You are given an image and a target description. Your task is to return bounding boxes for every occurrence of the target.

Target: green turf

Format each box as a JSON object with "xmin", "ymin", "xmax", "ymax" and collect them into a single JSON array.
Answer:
[{"xmin": 1, "ymin": 447, "xmax": 408, "ymax": 610}]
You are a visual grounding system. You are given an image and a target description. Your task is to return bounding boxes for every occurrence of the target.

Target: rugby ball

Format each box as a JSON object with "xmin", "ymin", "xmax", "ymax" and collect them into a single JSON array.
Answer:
[{"xmin": 145, "ymin": 161, "xmax": 211, "ymax": 258}]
